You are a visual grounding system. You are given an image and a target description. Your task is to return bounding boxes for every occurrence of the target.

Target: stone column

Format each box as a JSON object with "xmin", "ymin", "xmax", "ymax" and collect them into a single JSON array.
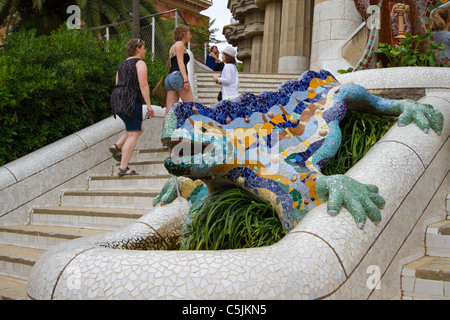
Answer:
[
  {"xmin": 243, "ymin": 9, "xmax": 265, "ymax": 73},
  {"xmin": 278, "ymin": 0, "xmax": 314, "ymax": 74},
  {"xmin": 224, "ymin": 23, "xmax": 251, "ymax": 71},
  {"xmin": 256, "ymin": 0, "xmax": 282, "ymax": 73},
  {"xmin": 310, "ymin": 0, "xmax": 362, "ymax": 74},
  {"xmin": 226, "ymin": 0, "xmax": 265, "ymax": 73}
]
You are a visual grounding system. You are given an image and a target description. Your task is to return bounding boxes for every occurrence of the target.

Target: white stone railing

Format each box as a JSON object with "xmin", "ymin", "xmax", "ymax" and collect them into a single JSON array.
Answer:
[
  {"xmin": 26, "ymin": 67, "xmax": 449, "ymax": 300},
  {"xmin": 0, "ymin": 107, "xmax": 165, "ymax": 226}
]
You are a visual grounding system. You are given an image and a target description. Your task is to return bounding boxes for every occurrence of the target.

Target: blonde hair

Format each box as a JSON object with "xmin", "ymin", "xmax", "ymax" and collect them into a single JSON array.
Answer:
[
  {"xmin": 430, "ymin": 8, "xmax": 449, "ymax": 32},
  {"xmin": 172, "ymin": 24, "xmax": 192, "ymax": 42},
  {"xmin": 126, "ymin": 38, "xmax": 145, "ymax": 57}
]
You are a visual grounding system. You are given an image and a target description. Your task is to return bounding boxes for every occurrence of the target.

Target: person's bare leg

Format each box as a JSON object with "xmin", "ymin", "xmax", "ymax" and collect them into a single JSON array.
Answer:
[
  {"xmin": 111, "ymin": 133, "xmax": 127, "ymax": 151},
  {"xmin": 118, "ymin": 127, "xmax": 143, "ymax": 174},
  {"xmin": 177, "ymin": 87, "xmax": 194, "ymax": 103},
  {"xmin": 163, "ymin": 90, "xmax": 180, "ymax": 125}
]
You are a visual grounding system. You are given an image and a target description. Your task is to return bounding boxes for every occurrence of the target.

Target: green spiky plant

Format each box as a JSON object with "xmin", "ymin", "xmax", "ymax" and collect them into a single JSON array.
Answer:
[
  {"xmin": 179, "ymin": 187, "xmax": 286, "ymax": 250},
  {"xmin": 180, "ymin": 111, "xmax": 397, "ymax": 250},
  {"xmin": 321, "ymin": 111, "xmax": 397, "ymax": 175}
]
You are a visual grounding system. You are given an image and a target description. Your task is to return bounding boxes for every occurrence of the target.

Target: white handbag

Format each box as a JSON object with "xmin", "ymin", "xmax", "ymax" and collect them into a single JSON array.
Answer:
[{"xmin": 142, "ymin": 105, "xmax": 148, "ymax": 120}]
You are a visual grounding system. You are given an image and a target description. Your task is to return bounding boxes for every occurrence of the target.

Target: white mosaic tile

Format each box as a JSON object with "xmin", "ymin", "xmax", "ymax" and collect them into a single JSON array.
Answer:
[{"xmin": 24, "ymin": 72, "xmax": 449, "ymax": 300}]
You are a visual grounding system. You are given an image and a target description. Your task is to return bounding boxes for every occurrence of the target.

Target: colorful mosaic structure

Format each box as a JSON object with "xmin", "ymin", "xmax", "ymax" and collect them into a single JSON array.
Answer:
[{"xmin": 155, "ymin": 70, "xmax": 444, "ymax": 232}]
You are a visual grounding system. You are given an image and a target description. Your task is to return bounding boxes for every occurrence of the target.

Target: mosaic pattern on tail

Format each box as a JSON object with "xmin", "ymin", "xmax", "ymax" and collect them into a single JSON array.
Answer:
[{"xmin": 154, "ymin": 70, "xmax": 443, "ymax": 232}]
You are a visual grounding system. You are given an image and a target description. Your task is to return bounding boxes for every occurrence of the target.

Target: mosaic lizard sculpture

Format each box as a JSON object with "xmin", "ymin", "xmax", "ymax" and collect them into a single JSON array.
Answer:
[{"xmin": 153, "ymin": 70, "xmax": 443, "ymax": 232}]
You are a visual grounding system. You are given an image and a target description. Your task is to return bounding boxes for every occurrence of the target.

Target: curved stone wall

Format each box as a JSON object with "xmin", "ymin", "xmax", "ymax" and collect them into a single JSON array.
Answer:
[{"xmin": 27, "ymin": 68, "xmax": 449, "ymax": 299}]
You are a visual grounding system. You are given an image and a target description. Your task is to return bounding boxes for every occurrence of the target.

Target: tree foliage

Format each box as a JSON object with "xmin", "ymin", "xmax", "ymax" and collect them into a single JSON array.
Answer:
[
  {"xmin": 0, "ymin": 26, "xmax": 165, "ymax": 166},
  {"xmin": 0, "ymin": 0, "xmax": 157, "ymax": 36}
]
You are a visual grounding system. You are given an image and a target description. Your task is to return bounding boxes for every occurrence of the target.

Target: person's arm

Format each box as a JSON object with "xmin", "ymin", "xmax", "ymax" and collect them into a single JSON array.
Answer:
[
  {"xmin": 213, "ymin": 52, "xmax": 221, "ymax": 63},
  {"xmin": 175, "ymin": 41, "xmax": 190, "ymax": 91},
  {"xmin": 136, "ymin": 60, "xmax": 154, "ymax": 117}
]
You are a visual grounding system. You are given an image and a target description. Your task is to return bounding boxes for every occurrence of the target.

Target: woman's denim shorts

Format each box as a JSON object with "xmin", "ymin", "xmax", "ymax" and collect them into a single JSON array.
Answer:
[
  {"xmin": 117, "ymin": 103, "xmax": 142, "ymax": 132},
  {"xmin": 164, "ymin": 71, "xmax": 184, "ymax": 91}
]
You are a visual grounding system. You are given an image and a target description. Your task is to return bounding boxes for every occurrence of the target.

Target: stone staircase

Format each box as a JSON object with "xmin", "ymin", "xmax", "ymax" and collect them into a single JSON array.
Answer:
[
  {"xmin": 194, "ymin": 72, "xmax": 299, "ymax": 107},
  {"xmin": 0, "ymin": 147, "xmax": 171, "ymax": 300},
  {"xmin": 0, "ymin": 71, "xmax": 296, "ymax": 300},
  {"xmin": 401, "ymin": 193, "xmax": 450, "ymax": 300}
]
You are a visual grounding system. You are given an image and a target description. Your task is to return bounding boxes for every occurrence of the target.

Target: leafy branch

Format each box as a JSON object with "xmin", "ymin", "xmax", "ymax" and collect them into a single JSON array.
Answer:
[{"xmin": 375, "ymin": 29, "xmax": 445, "ymax": 67}]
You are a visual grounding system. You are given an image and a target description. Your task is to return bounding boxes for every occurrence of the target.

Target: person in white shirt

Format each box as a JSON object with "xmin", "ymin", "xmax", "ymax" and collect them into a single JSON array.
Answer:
[{"xmin": 213, "ymin": 46, "xmax": 240, "ymax": 101}]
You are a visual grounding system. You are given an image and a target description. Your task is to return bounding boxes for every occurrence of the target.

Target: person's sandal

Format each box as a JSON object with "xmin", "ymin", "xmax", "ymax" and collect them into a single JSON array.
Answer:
[
  {"xmin": 117, "ymin": 167, "xmax": 139, "ymax": 177},
  {"xmin": 109, "ymin": 144, "xmax": 122, "ymax": 161}
]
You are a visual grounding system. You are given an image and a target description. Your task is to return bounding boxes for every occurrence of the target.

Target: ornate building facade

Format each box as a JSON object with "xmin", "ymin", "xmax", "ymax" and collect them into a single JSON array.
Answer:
[
  {"xmin": 150, "ymin": 0, "xmax": 212, "ymax": 25},
  {"xmin": 223, "ymin": 0, "xmax": 445, "ymax": 74},
  {"xmin": 224, "ymin": 0, "xmax": 316, "ymax": 74}
]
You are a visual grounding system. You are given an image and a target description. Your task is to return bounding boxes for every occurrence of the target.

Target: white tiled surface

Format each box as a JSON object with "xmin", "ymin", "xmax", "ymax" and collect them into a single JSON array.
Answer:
[
  {"xmin": 337, "ymin": 67, "xmax": 450, "ymax": 90},
  {"xmin": 25, "ymin": 93, "xmax": 449, "ymax": 299}
]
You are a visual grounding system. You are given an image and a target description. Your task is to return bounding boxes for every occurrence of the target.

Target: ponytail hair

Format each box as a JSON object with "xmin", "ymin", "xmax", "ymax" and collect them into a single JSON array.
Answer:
[
  {"xmin": 126, "ymin": 38, "xmax": 145, "ymax": 57},
  {"xmin": 430, "ymin": 8, "xmax": 449, "ymax": 32}
]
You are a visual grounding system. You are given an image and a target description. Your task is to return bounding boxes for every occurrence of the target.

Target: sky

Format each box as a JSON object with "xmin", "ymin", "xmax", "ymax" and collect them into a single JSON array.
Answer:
[{"xmin": 200, "ymin": 1, "xmax": 235, "ymax": 54}]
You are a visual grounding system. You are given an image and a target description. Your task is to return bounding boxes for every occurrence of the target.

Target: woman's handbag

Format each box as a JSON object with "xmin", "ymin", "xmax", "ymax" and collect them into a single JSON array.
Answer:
[{"xmin": 152, "ymin": 60, "xmax": 170, "ymax": 108}]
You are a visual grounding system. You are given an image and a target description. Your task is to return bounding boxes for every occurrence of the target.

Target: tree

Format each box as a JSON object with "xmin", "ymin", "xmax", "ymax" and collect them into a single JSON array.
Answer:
[
  {"xmin": 0, "ymin": 0, "xmax": 156, "ymax": 36},
  {"xmin": 131, "ymin": 0, "xmax": 139, "ymax": 38},
  {"xmin": 190, "ymin": 18, "xmax": 225, "ymax": 62}
]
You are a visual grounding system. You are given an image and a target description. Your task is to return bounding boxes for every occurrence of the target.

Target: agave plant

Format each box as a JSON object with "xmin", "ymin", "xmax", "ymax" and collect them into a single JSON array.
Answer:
[{"xmin": 180, "ymin": 187, "xmax": 287, "ymax": 251}]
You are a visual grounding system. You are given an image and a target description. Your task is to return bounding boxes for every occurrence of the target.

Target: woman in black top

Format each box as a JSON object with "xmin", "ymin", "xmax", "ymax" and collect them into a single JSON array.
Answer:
[
  {"xmin": 163, "ymin": 25, "xmax": 194, "ymax": 125},
  {"xmin": 110, "ymin": 38, "xmax": 154, "ymax": 176}
]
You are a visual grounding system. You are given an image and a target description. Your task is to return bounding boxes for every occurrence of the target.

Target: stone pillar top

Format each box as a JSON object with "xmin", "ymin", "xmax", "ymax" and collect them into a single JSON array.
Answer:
[
  {"xmin": 229, "ymin": 0, "xmax": 261, "ymax": 20},
  {"xmin": 255, "ymin": 0, "xmax": 282, "ymax": 9}
]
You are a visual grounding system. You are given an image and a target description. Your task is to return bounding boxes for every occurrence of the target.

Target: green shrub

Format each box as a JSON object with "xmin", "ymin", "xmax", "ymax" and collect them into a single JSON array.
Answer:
[
  {"xmin": 0, "ymin": 26, "xmax": 165, "ymax": 166},
  {"xmin": 375, "ymin": 30, "xmax": 445, "ymax": 67}
]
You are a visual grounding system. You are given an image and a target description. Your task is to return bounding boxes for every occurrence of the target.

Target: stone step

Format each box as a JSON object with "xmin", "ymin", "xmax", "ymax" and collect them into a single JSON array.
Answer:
[
  {"xmin": 401, "ymin": 256, "xmax": 450, "ymax": 300},
  {"xmin": 0, "ymin": 244, "xmax": 45, "ymax": 280},
  {"xmin": 196, "ymin": 82, "xmax": 289, "ymax": 90},
  {"xmin": 195, "ymin": 88, "xmax": 284, "ymax": 99},
  {"xmin": 447, "ymin": 193, "xmax": 450, "ymax": 216},
  {"xmin": 60, "ymin": 189, "xmax": 161, "ymax": 209},
  {"xmin": 195, "ymin": 72, "xmax": 299, "ymax": 81},
  {"xmin": 194, "ymin": 73, "xmax": 298, "ymax": 108},
  {"xmin": 426, "ymin": 220, "xmax": 450, "ymax": 258},
  {"xmin": 135, "ymin": 147, "xmax": 170, "ymax": 161},
  {"xmin": 0, "ymin": 224, "xmax": 109, "ymax": 250},
  {"xmin": 31, "ymin": 206, "xmax": 147, "ymax": 230},
  {"xmin": 111, "ymin": 160, "xmax": 167, "ymax": 176},
  {"xmin": 88, "ymin": 174, "xmax": 172, "ymax": 191},
  {"xmin": 0, "ymin": 274, "xmax": 28, "ymax": 300}
]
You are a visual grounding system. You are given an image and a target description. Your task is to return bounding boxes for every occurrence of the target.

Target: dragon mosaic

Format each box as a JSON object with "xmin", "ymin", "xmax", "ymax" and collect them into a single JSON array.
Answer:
[{"xmin": 153, "ymin": 70, "xmax": 443, "ymax": 233}]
